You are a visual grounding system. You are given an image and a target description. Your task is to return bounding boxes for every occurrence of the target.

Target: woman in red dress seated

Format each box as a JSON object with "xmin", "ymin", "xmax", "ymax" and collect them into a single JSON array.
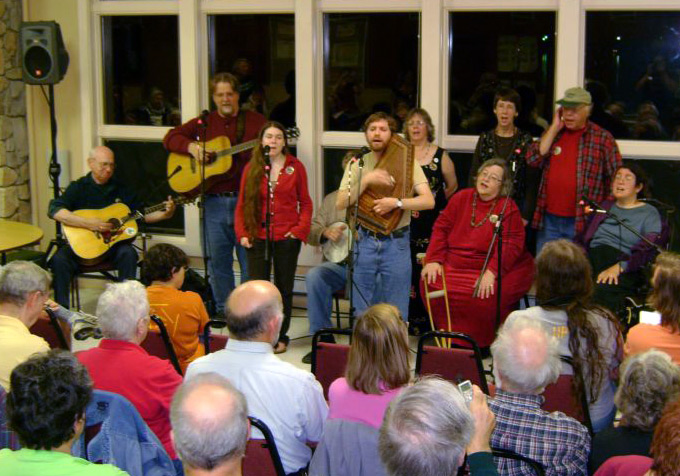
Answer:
[{"xmin": 420, "ymin": 158, "xmax": 534, "ymax": 347}]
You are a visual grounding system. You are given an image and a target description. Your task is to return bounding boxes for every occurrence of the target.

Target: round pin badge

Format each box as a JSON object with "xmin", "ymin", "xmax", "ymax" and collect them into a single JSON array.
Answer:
[
  {"xmin": 285, "ymin": 166, "xmax": 294, "ymax": 175},
  {"xmin": 554, "ymin": 146, "xmax": 562, "ymax": 155}
]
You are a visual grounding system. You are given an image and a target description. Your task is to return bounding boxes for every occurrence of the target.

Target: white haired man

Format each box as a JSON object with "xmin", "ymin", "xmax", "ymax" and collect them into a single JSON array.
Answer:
[
  {"xmin": 489, "ymin": 314, "xmax": 590, "ymax": 475},
  {"xmin": 379, "ymin": 376, "xmax": 498, "ymax": 476},
  {"xmin": 76, "ymin": 280, "xmax": 183, "ymax": 463},
  {"xmin": 171, "ymin": 373, "xmax": 249, "ymax": 476},
  {"xmin": 0, "ymin": 261, "xmax": 51, "ymax": 390},
  {"xmin": 186, "ymin": 280, "xmax": 328, "ymax": 475}
]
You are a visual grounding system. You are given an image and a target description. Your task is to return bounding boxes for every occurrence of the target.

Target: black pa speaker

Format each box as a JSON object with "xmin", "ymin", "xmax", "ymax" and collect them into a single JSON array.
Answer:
[{"xmin": 20, "ymin": 21, "xmax": 69, "ymax": 85}]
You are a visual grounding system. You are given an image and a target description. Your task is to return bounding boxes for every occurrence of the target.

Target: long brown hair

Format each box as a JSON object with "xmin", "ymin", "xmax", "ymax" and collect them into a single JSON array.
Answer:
[
  {"xmin": 536, "ymin": 239, "xmax": 623, "ymax": 405},
  {"xmin": 345, "ymin": 304, "xmax": 411, "ymax": 395},
  {"xmin": 651, "ymin": 252, "xmax": 680, "ymax": 333},
  {"xmin": 242, "ymin": 121, "xmax": 289, "ymax": 238}
]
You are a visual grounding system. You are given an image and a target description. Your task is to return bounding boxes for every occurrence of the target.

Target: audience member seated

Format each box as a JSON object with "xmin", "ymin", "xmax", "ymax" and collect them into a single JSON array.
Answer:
[
  {"xmin": 576, "ymin": 163, "xmax": 665, "ymax": 317},
  {"xmin": 185, "ymin": 280, "xmax": 328, "ymax": 475},
  {"xmin": 309, "ymin": 303, "xmax": 410, "ymax": 476},
  {"xmin": 593, "ymin": 399, "xmax": 680, "ymax": 476},
  {"xmin": 76, "ymin": 281, "xmax": 183, "ymax": 463},
  {"xmin": 625, "ymin": 252, "xmax": 680, "ymax": 364},
  {"xmin": 0, "ymin": 261, "xmax": 50, "ymax": 390},
  {"xmin": 379, "ymin": 376, "xmax": 498, "ymax": 476},
  {"xmin": 421, "ymin": 158, "xmax": 534, "ymax": 348},
  {"xmin": 0, "ymin": 349, "xmax": 127, "ymax": 475},
  {"xmin": 142, "ymin": 243, "xmax": 209, "ymax": 373},
  {"xmin": 507, "ymin": 239, "xmax": 623, "ymax": 432},
  {"xmin": 589, "ymin": 350, "xmax": 680, "ymax": 473},
  {"xmin": 489, "ymin": 315, "xmax": 591, "ymax": 476},
  {"xmin": 171, "ymin": 373, "xmax": 249, "ymax": 476}
]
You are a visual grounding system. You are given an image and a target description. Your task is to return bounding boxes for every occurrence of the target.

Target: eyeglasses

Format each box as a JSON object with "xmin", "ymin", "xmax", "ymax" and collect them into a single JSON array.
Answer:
[
  {"xmin": 407, "ymin": 120, "xmax": 426, "ymax": 127},
  {"xmin": 479, "ymin": 171, "xmax": 502, "ymax": 183}
]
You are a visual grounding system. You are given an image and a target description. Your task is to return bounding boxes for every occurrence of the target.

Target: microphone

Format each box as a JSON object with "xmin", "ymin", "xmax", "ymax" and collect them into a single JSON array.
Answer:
[
  {"xmin": 263, "ymin": 145, "xmax": 271, "ymax": 168},
  {"xmin": 197, "ymin": 109, "xmax": 210, "ymax": 127},
  {"xmin": 579, "ymin": 195, "xmax": 606, "ymax": 214},
  {"xmin": 353, "ymin": 146, "xmax": 371, "ymax": 166}
]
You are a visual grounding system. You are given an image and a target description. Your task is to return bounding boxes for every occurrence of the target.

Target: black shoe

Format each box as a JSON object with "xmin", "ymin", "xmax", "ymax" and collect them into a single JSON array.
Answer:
[{"xmin": 302, "ymin": 351, "xmax": 313, "ymax": 365}]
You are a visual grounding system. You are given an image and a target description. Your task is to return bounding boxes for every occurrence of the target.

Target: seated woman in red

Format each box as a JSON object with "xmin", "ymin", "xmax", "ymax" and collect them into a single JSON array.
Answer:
[{"xmin": 421, "ymin": 158, "xmax": 534, "ymax": 348}]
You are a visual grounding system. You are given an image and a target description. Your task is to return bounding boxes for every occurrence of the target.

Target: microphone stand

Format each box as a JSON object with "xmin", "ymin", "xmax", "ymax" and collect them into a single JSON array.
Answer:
[
  {"xmin": 197, "ymin": 114, "xmax": 216, "ymax": 316},
  {"xmin": 263, "ymin": 147, "xmax": 273, "ymax": 281}
]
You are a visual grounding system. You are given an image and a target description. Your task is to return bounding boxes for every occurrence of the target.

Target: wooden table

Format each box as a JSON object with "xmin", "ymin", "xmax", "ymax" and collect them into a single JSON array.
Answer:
[{"xmin": 0, "ymin": 219, "xmax": 44, "ymax": 264}]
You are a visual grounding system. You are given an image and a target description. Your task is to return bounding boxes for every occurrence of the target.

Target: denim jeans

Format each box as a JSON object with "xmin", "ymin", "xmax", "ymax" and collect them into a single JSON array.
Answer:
[
  {"xmin": 203, "ymin": 195, "xmax": 248, "ymax": 314},
  {"xmin": 352, "ymin": 228, "xmax": 411, "ymax": 321},
  {"xmin": 306, "ymin": 261, "xmax": 347, "ymax": 334},
  {"xmin": 536, "ymin": 212, "xmax": 576, "ymax": 255}
]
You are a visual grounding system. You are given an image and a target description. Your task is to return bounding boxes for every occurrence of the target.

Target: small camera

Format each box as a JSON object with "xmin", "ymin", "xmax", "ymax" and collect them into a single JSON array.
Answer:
[{"xmin": 458, "ymin": 380, "xmax": 473, "ymax": 404}]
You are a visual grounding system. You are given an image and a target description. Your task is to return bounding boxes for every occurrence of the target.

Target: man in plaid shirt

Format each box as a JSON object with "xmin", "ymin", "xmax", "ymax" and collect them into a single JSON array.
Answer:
[
  {"xmin": 489, "ymin": 315, "xmax": 590, "ymax": 476},
  {"xmin": 527, "ymin": 87, "xmax": 622, "ymax": 253}
]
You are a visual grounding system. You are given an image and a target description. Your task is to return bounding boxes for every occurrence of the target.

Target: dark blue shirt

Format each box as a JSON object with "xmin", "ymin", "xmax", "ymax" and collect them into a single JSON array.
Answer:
[{"xmin": 48, "ymin": 173, "xmax": 142, "ymax": 218}]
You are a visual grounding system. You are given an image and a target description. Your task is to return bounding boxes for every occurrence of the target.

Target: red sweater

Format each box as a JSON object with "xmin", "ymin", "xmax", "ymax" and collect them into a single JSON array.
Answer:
[
  {"xmin": 163, "ymin": 109, "xmax": 266, "ymax": 193},
  {"xmin": 235, "ymin": 154, "xmax": 313, "ymax": 242}
]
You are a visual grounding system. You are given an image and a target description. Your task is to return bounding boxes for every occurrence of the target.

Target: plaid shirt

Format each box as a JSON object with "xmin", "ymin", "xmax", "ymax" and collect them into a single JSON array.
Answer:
[
  {"xmin": 489, "ymin": 389, "xmax": 590, "ymax": 476},
  {"xmin": 526, "ymin": 121, "xmax": 622, "ymax": 233}
]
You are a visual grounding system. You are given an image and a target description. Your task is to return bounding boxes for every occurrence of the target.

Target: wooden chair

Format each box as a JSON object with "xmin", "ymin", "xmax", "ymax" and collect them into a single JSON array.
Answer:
[
  {"xmin": 243, "ymin": 416, "xmax": 286, "ymax": 476},
  {"xmin": 203, "ymin": 319, "xmax": 228, "ymax": 354},
  {"xmin": 31, "ymin": 307, "xmax": 70, "ymax": 349},
  {"xmin": 311, "ymin": 329, "xmax": 352, "ymax": 400},
  {"xmin": 415, "ymin": 331, "xmax": 489, "ymax": 395},
  {"xmin": 140, "ymin": 315, "xmax": 183, "ymax": 375},
  {"xmin": 542, "ymin": 356, "xmax": 593, "ymax": 433}
]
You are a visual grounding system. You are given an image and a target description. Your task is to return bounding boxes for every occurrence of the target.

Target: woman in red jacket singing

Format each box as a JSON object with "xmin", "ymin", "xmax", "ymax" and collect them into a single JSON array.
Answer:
[{"xmin": 236, "ymin": 121, "xmax": 313, "ymax": 353}]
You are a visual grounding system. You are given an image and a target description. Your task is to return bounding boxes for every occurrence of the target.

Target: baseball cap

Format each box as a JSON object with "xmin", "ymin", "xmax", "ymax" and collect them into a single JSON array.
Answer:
[{"xmin": 556, "ymin": 87, "xmax": 592, "ymax": 107}]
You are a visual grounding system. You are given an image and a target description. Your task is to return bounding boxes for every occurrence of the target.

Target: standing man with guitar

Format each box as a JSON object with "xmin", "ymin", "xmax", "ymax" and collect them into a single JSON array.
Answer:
[
  {"xmin": 49, "ymin": 146, "xmax": 176, "ymax": 309},
  {"xmin": 163, "ymin": 72, "xmax": 266, "ymax": 317}
]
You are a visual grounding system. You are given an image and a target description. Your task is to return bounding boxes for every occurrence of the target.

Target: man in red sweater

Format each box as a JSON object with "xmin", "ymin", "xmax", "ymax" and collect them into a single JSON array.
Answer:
[{"xmin": 164, "ymin": 73, "xmax": 266, "ymax": 316}]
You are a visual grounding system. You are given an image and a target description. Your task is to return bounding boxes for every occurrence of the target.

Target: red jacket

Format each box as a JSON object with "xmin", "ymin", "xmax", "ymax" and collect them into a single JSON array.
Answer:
[{"xmin": 235, "ymin": 154, "xmax": 313, "ymax": 242}]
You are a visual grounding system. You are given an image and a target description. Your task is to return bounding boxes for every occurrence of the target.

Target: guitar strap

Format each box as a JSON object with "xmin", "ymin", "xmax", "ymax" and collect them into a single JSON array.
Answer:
[{"xmin": 236, "ymin": 110, "xmax": 247, "ymax": 144}]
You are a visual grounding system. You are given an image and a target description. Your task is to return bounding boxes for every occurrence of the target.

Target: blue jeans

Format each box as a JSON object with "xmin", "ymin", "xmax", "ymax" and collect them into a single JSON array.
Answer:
[
  {"xmin": 536, "ymin": 212, "xmax": 576, "ymax": 255},
  {"xmin": 352, "ymin": 228, "xmax": 411, "ymax": 321},
  {"xmin": 203, "ymin": 195, "xmax": 248, "ymax": 314},
  {"xmin": 306, "ymin": 261, "xmax": 347, "ymax": 334}
]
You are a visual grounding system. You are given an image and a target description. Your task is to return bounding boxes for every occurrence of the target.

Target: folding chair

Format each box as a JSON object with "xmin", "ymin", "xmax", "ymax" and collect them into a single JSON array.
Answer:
[
  {"xmin": 542, "ymin": 356, "xmax": 593, "ymax": 433},
  {"xmin": 243, "ymin": 416, "xmax": 286, "ymax": 476},
  {"xmin": 420, "ymin": 255, "xmax": 453, "ymax": 338},
  {"xmin": 492, "ymin": 448, "xmax": 545, "ymax": 476},
  {"xmin": 70, "ymin": 260, "xmax": 120, "ymax": 310},
  {"xmin": 141, "ymin": 315, "xmax": 183, "ymax": 375},
  {"xmin": 31, "ymin": 307, "xmax": 70, "ymax": 350},
  {"xmin": 311, "ymin": 329, "xmax": 352, "ymax": 400},
  {"xmin": 203, "ymin": 319, "xmax": 228, "ymax": 354},
  {"xmin": 415, "ymin": 331, "xmax": 489, "ymax": 395},
  {"xmin": 332, "ymin": 288, "xmax": 353, "ymax": 329}
]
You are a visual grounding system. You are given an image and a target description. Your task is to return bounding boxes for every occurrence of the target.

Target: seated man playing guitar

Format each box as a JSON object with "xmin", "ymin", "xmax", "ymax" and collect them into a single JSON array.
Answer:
[
  {"xmin": 48, "ymin": 145, "xmax": 175, "ymax": 309},
  {"xmin": 163, "ymin": 72, "xmax": 266, "ymax": 316}
]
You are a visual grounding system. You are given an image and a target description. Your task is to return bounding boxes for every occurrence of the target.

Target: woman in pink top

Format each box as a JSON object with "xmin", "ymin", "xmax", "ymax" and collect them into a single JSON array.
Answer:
[
  {"xmin": 328, "ymin": 303, "xmax": 411, "ymax": 428},
  {"xmin": 626, "ymin": 252, "xmax": 680, "ymax": 364}
]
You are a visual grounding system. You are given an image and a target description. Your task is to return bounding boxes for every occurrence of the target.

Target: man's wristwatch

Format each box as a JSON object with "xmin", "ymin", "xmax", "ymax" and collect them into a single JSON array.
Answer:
[{"xmin": 396, "ymin": 199, "xmax": 403, "ymax": 209}]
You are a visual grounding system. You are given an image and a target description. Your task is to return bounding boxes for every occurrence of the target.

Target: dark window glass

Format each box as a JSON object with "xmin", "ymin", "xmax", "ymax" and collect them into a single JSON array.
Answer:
[
  {"xmin": 323, "ymin": 13, "xmax": 420, "ymax": 132},
  {"xmin": 448, "ymin": 12, "xmax": 555, "ymax": 136},
  {"xmin": 586, "ymin": 12, "xmax": 680, "ymax": 141},
  {"xmin": 105, "ymin": 140, "xmax": 185, "ymax": 235},
  {"xmin": 208, "ymin": 15, "xmax": 296, "ymax": 129},
  {"xmin": 447, "ymin": 151, "xmax": 475, "ymax": 189},
  {"xmin": 323, "ymin": 148, "xmax": 352, "ymax": 196},
  {"xmin": 101, "ymin": 16, "xmax": 180, "ymax": 126}
]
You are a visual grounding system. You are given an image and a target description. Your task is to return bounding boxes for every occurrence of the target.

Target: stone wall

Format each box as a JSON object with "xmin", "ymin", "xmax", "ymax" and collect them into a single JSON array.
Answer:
[{"xmin": 0, "ymin": 0, "xmax": 30, "ymax": 222}]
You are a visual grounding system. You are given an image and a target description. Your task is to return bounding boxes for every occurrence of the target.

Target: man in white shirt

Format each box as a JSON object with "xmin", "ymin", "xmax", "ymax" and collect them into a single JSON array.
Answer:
[{"xmin": 186, "ymin": 280, "xmax": 328, "ymax": 475}]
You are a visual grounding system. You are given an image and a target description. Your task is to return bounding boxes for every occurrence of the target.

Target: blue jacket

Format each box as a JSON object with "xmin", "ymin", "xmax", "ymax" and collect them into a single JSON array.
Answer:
[{"xmin": 72, "ymin": 390, "xmax": 176, "ymax": 476}]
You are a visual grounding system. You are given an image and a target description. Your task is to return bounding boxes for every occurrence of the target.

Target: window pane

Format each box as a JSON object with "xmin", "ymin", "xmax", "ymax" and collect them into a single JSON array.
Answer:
[
  {"xmin": 323, "ymin": 148, "xmax": 352, "ymax": 196},
  {"xmin": 448, "ymin": 12, "xmax": 556, "ymax": 136},
  {"xmin": 102, "ymin": 16, "xmax": 181, "ymax": 126},
  {"xmin": 586, "ymin": 12, "xmax": 680, "ymax": 140},
  {"xmin": 104, "ymin": 140, "xmax": 185, "ymax": 235},
  {"xmin": 208, "ymin": 15, "xmax": 296, "ymax": 129},
  {"xmin": 447, "ymin": 151, "xmax": 475, "ymax": 189},
  {"xmin": 323, "ymin": 13, "xmax": 420, "ymax": 131}
]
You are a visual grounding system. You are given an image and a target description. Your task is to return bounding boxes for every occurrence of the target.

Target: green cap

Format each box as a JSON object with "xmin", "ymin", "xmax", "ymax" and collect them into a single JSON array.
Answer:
[{"xmin": 556, "ymin": 87, "xmax": 592, "ymax": 107}]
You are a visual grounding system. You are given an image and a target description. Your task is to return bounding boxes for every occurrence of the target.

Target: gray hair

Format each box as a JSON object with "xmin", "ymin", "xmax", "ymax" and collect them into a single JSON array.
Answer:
[
  {"xmin": 225, "ymin": 294, "xmax": 282, "ymax": 341},
  {"xmin": 96, "ymin": 280, "xmax": 149, "ymax": 341},
  {"xmin": 616, "ymin": 350, "xmax": 680, "ymax": 432},
  {"xmin": 491, "ymin": 314, "xmax": 561, "ymax": 393},
  {"xmin": 171, "ymin": 373, "xmax": 249, "ymax": 470},
  {"xmin": 476, "ymin": 158, "xmax": 513, "ymax": 197},
  {"xmin": 379, "ymin": 377, "xmax": 473, "ymax": 476},
  {"xmin": 0, "ymin": 261, "xmax": 51, "ymax": 307}
]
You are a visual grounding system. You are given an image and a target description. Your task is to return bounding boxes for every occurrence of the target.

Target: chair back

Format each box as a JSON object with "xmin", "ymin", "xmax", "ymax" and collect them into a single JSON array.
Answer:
[
  {"xmin": 492, "ymin": 448, "xmax": 545, "ymax": 476},
  {"xmin": 141, "ymin": 315, "xmax": 183, "ymax": 375},
  {"xmin": 31, "ymin": 308, "xmax": 70, "ymax": 349},
  {"xmin": 243, "ymin": 416, "xmax": 286, "ymax": 476},
  {"xmin": 415, "ymin": 331, "xmax": 489, "ymax": 395},
  {"xmin": 203, "ymin": 319, "xmax": 228, "ymax": 354},
  {"xmin": 311, "ymin": 329, "xmax": 352, "ymax": 400},
  {"xmin": 542, "ymin": 356, "xmax": 593, "ymax": 433}
]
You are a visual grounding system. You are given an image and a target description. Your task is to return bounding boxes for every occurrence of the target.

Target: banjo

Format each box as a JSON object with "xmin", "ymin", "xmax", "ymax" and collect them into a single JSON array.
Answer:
[{"xmin": 321, "ymin": 221, "xmax": 352, "ymax": 264}]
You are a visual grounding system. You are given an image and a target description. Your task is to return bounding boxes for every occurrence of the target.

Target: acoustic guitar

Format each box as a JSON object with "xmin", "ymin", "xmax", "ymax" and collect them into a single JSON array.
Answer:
[
  {"xmin": 167, "ymin": 126, "xmax": 300, "ymax": 194},
  {"xmin": 62, "ymin": 197, "xmax": 195, "ymax": 262}
]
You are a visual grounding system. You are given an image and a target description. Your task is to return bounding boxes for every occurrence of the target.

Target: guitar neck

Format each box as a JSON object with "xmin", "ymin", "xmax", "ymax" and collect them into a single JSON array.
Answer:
[
  {"xmin": 215, "ymin": 138, "xmax": 259, "ymax": 159},
  {"xmin": 143, "ymin": 197, "xmax": 192, "ymax": 216}
]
